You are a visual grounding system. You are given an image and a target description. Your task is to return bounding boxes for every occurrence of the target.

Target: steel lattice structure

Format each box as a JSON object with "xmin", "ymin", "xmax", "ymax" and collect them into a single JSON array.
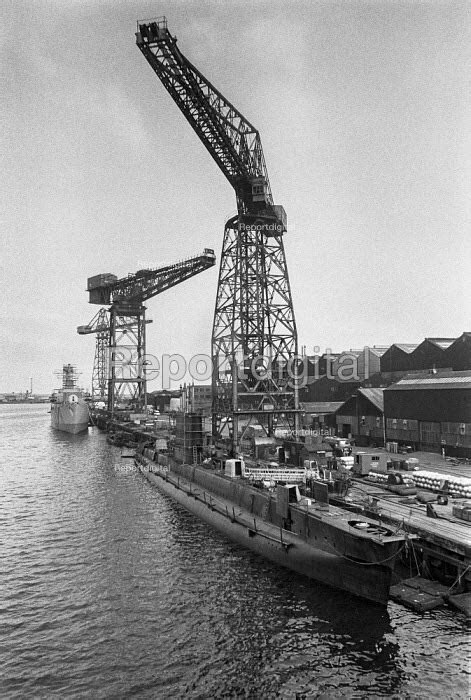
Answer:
[
  {"xmin": 78, "ymin": 250, "xmax": 216, "ymax": 414},
  {"xmin": 93, "ymin": 328, "xmax": 108, "ymax": 401},
  {"xmin": 136, "ymin": 18, "xmax": 299, "ymax": 451},
  {"xmin": 77, "ymin": 307, "xmax": 152, "ymax": 406},
  {"xmin": 107, "ymin": 302, "xmax": 147, "ymax": 413},
  {"xmin": 77, "ymin": 309, "xmax": 110, "ymax": 402}
]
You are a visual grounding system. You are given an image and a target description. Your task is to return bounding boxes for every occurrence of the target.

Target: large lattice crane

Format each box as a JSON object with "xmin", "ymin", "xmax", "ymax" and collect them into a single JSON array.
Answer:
[
  {"xmin": 77, "ymin": 309, "xmax": 110, "ymax": 403},
  {"xmin": 136, "ymin": 17, "xmax": 299, "ymax": 451},
  {"xmin": 78, "ymin": 250, "xmax": 216, "ymax": 414},
  {"xmin": 77, "ymin": 308, "xmax": 153, "ymax": 404}
]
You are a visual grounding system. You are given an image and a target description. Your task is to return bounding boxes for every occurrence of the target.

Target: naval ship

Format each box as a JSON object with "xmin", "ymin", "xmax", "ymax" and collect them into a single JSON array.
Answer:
[
  {"xmin": 134, "ymin": 448, "xmax": 412, "ymax": 605},
  {"xmin": 50, "ymin": 365, "xmax": 89, "ymax": 434}
]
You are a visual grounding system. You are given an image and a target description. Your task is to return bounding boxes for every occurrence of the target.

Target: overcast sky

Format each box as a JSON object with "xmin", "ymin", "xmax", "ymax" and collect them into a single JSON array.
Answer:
[{"xmin": 2, "ymin": 0, "xmax": 470, "ymax": 393}]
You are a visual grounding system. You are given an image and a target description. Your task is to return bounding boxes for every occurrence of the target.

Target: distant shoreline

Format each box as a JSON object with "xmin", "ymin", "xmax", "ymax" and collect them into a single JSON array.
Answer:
[{"xmin": 0, "ymin": 400, "xmax": 49, "ymax": 405}]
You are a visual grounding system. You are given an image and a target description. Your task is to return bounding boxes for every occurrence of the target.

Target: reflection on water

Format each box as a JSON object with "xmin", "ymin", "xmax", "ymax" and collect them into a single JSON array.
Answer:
[{"xmin": 0, "ymin": 405, "xmax": 469, "ymax": 699}]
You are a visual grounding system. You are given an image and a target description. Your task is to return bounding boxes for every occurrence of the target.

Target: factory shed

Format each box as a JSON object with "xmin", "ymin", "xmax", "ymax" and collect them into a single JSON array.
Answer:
[
  {"xmin": 410, "ymin": 338, "xmax": 455, "ymax": 370},
  {"xmin": 443, "ymin": 332, "xmax": 471, "ymax": 370},
  {"xmin": 332, "ymin": 346, "xmax": 389, "ymax": 381},
  {"xmin": 365, "ymin": 346, "xmax": 389, "ymax": 377},
  {"xmin": 384, "ymin": 371, "xmax": 471, "ymax": 457},
  {"xmin": 300, "ymin": 375, "xmax": 361, "ymax": 403},
  {"xmin": 361, "ymin": 372, "xmax": 391, "ymax": 388},
  {"xmin": 335, "ymin": 388, "xmax": 385, "ymax": 446},
  {"xmin": 380, "ymin": 343, "xmax": 419, "ymax": 375},
  {"xmin": 303, "ymin": 353, "xmax": 341, "ymax": 379},
  {"xmin": 300, "ymin": 401, "xmax": 344, "ymax": 431}
]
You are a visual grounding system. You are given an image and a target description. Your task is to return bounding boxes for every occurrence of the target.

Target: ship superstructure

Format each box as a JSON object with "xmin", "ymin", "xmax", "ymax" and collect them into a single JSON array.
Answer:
[{"xmin": 50, "ymin": 365, "xmax": 89, "ymax": 434}]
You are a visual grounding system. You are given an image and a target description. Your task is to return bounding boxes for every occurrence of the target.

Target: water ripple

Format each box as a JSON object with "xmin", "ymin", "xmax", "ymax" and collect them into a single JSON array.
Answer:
[{"xmin": 0, "ymin": 405, "xmax": 469, "ymax": 699}]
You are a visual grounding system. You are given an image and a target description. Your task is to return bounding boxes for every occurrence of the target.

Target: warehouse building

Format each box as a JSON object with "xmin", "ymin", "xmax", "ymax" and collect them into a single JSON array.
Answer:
[
  {"xmin": 302, "ymin": 352, "xmax": 341, "ymax": 378},
  {"xmin": 443, "ymin": 332, "xmax": 471, "ymax": 370},
  {"xmin": 379, "ymin": 333, "xmax": 471, "ymax": 380},
  {"xmin": 410, "ymin": 338, "xmax": 455, "ymax": 370},
  {"xmin": 331, "ymin": 346, "xmax": 389, "ymax": 381},
  {"xmin": 300, "ymin": 401, "xmax": 343, "ymax": 433},
  {"xmin": 383, "ymin": 371, "xmax": 471, "ymax": 458},
  {"xmin": 335, "ymin": 388, "xmax": 385, "ymax": 446},
  {"xmin": 380, "ymin": 343, "xmax": 419, "ymax": 379},
  {"xmin": 299, "ymin": 375, "xmax": 361, "ymax": 403}
]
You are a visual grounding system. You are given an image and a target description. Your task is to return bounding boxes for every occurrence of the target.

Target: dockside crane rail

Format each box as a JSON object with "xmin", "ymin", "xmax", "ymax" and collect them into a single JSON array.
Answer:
[{"xmin": 136, "ymin": 17, "xmax": 299, "ymax": 451}]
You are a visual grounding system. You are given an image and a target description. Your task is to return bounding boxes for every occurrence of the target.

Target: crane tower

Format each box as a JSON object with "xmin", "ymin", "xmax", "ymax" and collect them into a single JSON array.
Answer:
[
  {"xmin": 77, "ymin": 308, "xmax": 110, "ymax": 403},
  {"xmin": 136, "ymin": 18, "xmax": 300, "ymax": 452},
  {"xmin": 77, "ymin": 308, "xmax": 153, "ymax": 405}
]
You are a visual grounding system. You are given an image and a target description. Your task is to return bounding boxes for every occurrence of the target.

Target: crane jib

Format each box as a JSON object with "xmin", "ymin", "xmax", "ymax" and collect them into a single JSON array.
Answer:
[
  {"xmin": 84, "ymin": 250, "xmax": 216, "ymax": 306},
  {"xmin": 136, "ymin": 18, "xmax": 286, "ymax": 234}
]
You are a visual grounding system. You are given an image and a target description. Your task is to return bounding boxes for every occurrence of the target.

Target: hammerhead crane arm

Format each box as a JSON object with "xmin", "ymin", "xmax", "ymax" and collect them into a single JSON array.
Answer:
[
  {"xmin": 85, "ymin": 249, "xmax": 216, "ymax": 306},
  {"xmin": 109, "ymin": 249, "xmax": 216, "ymax": 304},
  {"xmin": 136, "ymin": 17, "xmax": 285, "ymax": 229}
]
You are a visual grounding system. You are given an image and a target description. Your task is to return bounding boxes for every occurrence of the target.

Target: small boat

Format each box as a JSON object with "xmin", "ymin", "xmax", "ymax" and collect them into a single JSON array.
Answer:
[{"xmin": 50, "ymin": 365, "xmax": 89, "ymax": 435}]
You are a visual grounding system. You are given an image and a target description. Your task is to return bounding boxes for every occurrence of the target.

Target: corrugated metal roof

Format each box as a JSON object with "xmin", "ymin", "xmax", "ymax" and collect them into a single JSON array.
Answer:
[
  {"xmin": 393, "ymin": 343, "xmax": 420, "ymax": 353},
  {"xmin": 386, "ymin": 371, "xmax": 471, "ymax": 390},
  {"xmin": 369, "ymin": 347, "xmax": 389, "ymax": 357},
  {"xmin": 358, "ymin": 387, "xmax": 384, "ymax": 412},
  {"xmin": 300, "ymin": 402, "xmax": 344, "ymax": 414},
  {"xmin": 425, "ymin": 337, "xmax": 456, "ymax": 350}
]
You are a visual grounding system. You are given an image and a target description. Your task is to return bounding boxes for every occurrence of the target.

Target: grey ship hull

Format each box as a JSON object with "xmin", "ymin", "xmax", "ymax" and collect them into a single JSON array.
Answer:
[
  {"xmin": 135, "ymin": 455, "xmax": 407, "ymax": 605},
  {"xmin": 51, "ymin": 401, "xmax": 89, "ymax": 434}
]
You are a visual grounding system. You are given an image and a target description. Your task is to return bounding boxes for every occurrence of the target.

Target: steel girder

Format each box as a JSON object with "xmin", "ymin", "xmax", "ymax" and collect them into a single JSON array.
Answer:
[
  {"xmin": 108, "ymin": 305, "xmax": 147, "ymax": 414},
  {"xmin": 92, "ymin": 324, "xmax": 109, "ymax": 402},
  {"xmin": 108, "ymin": 254, "xmax": 216, "ymax": 305},
  {"xmin": 136, "ymin": 19, "xmax": 272, "ymax": 212},
  {"xmin": 90, "ymin": 252, "xmax": 216, "ymax": 306},
  {"xmin": 212, "ymin": 216, "xmax": 299, "ymax": 449}
]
